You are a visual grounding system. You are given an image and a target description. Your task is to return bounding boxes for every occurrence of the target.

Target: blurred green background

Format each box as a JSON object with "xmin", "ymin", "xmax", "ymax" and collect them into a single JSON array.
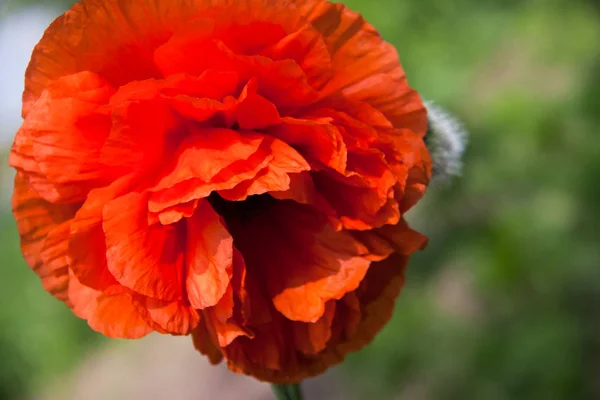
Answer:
[{"xmin": 0, "ymin": 0, "xmax": 598, "ymax": 399}]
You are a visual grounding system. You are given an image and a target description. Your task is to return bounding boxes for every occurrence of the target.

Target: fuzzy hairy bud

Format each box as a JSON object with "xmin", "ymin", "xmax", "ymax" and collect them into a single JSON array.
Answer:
[{"xmin": 424, "ymin": 101, "xmax": 468, "ymax": 186}]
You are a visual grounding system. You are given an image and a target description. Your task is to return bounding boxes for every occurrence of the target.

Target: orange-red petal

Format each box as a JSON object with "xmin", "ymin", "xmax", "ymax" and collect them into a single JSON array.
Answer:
[
  {"xmin": 68, "ymin": 271, "xmax": 152, "ymax": 339},
  {"xmin": 230, "ymin": 201, "xmax": 371, "ymax": 323},
  {"xmin": 11, "ymin": 72, "xmax": 115, "ymax": 203},
  {"xmin": 12, "ymin": 174, "xmax": 78, "ymax": 302},
  {"xmin": 293, "ymin": 300, "xmax": 336, "ymax": 355},
  {"xmin": 299, "ymin": 1, "xmax": 428, "ymax": 133},
  {"xmin": 103, "ymin": 191, "xmax": 184, "ymax": 301},
  {"xmin": 133, "ymin": 296, "xmax": 200, "ymax": 335},
  {"xmin": 185, "ymin": 200, "xmax": 233, "ymax": 310},
  {"xmin": 68, "ymin": 175, "xmax": 138, "ymax": 291}
]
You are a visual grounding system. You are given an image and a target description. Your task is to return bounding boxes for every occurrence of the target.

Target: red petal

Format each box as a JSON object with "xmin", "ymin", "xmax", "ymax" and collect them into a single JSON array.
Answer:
[
  {"xmin": 191, "ymin": 319, "xmax": 224, "ymax": 365},
  {"xmin": 155, "ymin": 32, "xmax": 236, "ymax": 78},
  {"xmin": 222, "ymin": 325, "xmax": 284, "ymax": 373},
  {"xmin": 254, "ymin": 59, "xmax": 320, "ymax": 108},
  {"xmin": 11, "ymin": 72, "xmax": 115, "ymax": 202},
  {"xmin": 263, "ymin": 24, "xmax": 332, "ymax": 89},
  {"xmin": 338, "ymin": 292, "xmax": 362, "ymax": 339},
  {"xmin": 232, "ymin": 247, "xmax": 272, "ymax": 326},
  {"xmin": 313, "ymin": 171, "xmax": 399, "ymax": 231},
  {"xmin": 38, "ymin": 222, "xmax": 72, "ymax": 302},
  {"xmin": 150, "ymin": 128, "xmax": 268, "ymax": 194},
  {"xmin": 343, "ymin": 253, "xmax": 409, "ymax": 347},
  {"xmin": 293, "ymin": 300, "xmax": 336, "ymax": 355},
  {"xmin": 22, "ymin": 0, "xmax": 303, "ymax": 115},
  {"xmin": 149, "ymin": 129, "xmax": 308, "ymax": 212},
  {"xmin": 133, "ymin": 296, "xmax": 200, "ymax": 335},
  {"xmin": 217, "ymin": 21, "xmax": 287, "ymax": 55},
  {"xmin": 23, "ymin": 0, "xmax": 177, "ymax": 115},
  {"xmin": 301, "ymin": 1, "xmax": 427, "ymax": 133},
  {"xmin": 68, "ymin": 175, "xmax": 138, "ymax": 291},
  {"xmin": 68, "ymin": 271, "xmax": 152, "ymax": 339},
  {"xmin": 203, "ymin": 292, "xmax": 251, "ymax": 347},
  {"xmin": 156, "ymin": 33, "xmax": 319, "ymax": 108},
  {"xmin": 217, "ymin": 138, "xmax": 310, "ymax": 200},
  {"xmin": 235, "ymin": 92, "xmax": 281, "ymax": 130},
  {"xmin": 377, "ymin": 129, "xmax": 432, "ymax": 212},
  {"xmin": 100, "ymin": 99, "xmax": 180, "ymax": 175},
  {"xmin": 351, "ymin": 218, "xmax": 429, "ymax": 260},
  {"xmin": 151, "ymin": 199, "xmax": 199, "ymax": 226},
  {"xmin": 269, "ymin": 172, "xmax": 341, "ymax": 229},
  {"xmin": 103, "ymin": 191, "xmax": 184, "ymax": 301},
  {"xmin": 11, "ymin": 174, "xmax": 78, "ymax": 301},
  {"xmin": 26, "ymin": 73, "xmax": 113, "ymax": 180},
  {"xmin": 185, "ymin": 200, "xmax": 233, "ymax": 309},
  {"xmin": 267, "ymin": 117, "xmax": 347, "ymax": 172},
  {"xmin": 230, "ymin": 201, "xmax": 371, "ymax": 323}
]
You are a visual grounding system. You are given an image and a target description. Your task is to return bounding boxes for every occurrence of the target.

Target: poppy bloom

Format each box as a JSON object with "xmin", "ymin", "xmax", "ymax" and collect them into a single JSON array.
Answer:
[{"xmin": 9, "ymin": 0, "xmax": 431, "ymax": 383}]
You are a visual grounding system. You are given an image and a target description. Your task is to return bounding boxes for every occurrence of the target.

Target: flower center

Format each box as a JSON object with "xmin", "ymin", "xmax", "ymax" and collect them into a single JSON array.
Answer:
[{"xmin": 208, "ymin": 192, "xmax": 276, "ymax": 224}]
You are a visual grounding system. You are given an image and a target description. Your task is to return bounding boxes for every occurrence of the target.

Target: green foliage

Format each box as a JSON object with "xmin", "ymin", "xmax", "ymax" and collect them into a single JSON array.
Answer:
[
  {"xmin": 0, "ymin": 216, "xmax": 104, "ymax": 399},
  {"xmin": 341, "ymin": 0, "xmax": 600, "ymax": 399},
  {"xmin": 0, "ymin": 0, "xmax": 599, "ymax": 399},
  {"xmin": 2, "ymin": 0, "xmax": 72, "ymax": 12}
]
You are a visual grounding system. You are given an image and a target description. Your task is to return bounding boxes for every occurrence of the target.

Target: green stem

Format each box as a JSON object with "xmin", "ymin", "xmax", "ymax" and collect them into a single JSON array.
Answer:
[{"xmin": 271, "ymin": 383, "xmax": 304, "ymax": 400}]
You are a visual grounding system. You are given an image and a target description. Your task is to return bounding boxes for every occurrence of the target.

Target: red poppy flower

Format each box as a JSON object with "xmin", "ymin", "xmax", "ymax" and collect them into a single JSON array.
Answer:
[{"xmin": 9, "ymin": 0, "xmax": 431, "ymax": 383}]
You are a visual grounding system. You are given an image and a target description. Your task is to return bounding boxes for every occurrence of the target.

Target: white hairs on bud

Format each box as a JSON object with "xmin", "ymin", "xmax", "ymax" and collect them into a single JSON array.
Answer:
[{"xmin": 424, "ymin": 101, "xmax": 468, "ymax": 186}]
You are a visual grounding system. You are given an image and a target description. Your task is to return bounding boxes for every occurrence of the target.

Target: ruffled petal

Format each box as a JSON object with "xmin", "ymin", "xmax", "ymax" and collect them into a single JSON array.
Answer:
[
  {"xmin": 150, "ymin": 199, "xmax": 199, "ymax": 226},
  {"xmin": 268, "ymin": 172, "xmax": 341, "ymax": 229},
  {"xmin": 191, "ymin": 319, "xmax": 224, "ymax": 365},
  {"xmin": 11, "ymin": 72, "xmax": 115, "ymax": 202},
  {"xmin": 100, "ymin": 99, "xmax": 180, "ymax": 176},
  {"xmin": 313, "ymin": 171, "xmax": 399, "ymax": 230},
  {"xmin": 152, "ymin": 1, "xmax": 305, "ymax": 76},
  {"xmin": 192, "ymin": 250, "xmax": 254, "ymax": 349},
  {"xmin": 263, "ymin": 24, "xmax": 332, "ymax": 89},
  {"xmin": 232, "ymin": 247, "xmax": 272, "ymax": 326},
  {"xmin": 203, "ymin": 294, "xmax": 251, "ymax": 347},
  {"xmin": 298, "ymin": 1, "xmax": 427, "ymax": 133},
  {"xmin": 235, "ymin": 91, "xmax": 281, "ymax": 130},
  {"xmin": 218, "ymin": 252, "xmax": 411, "ymax": 384},
  {"xmin": 149, "ymin": 128, "xmax": 270, "ymax": 210},
  {"xmin": 22, "ymin": 0, "xmax": 179, "ymax": 115},
  {"xmin": 68, "ymin": 271, "xmax": 153, "ymax": 339},
  {"xmin": 351, "ymin": 218, "xmax": 429, "ymax": 260},
  {"xmin": 230, "ymin": 201, "xmax": 371, "ymax": 323},
  {"xmin": 337, "ymin": 292, "xmax": 362, "ymax": 339},
  {"xmin": 335, "ymin": 253, "xmax": 409, "ymax": 354},
  {"xmin": 376, "ymin": 129, "xmax": 432, "ymax": 212},
  {"xmin": 217, "ymin": 21, "xmax": 287, "ymax": 55},
  {"xmin": 68, "ymin": 174, "xmax": 138, "ymax": 291},
  {"xmin": 401, "ymin": 151, "xmax": 432, "ymax": 213},
  {"xmin": 253, "ymin": 59, "xmax": 320, "ymax": 108},
  {"xmin": 27, "ymin": 73, "xmax": 113, "ymax": 180},
  {"xmin": 222, "ymin": 323, "xmax": 287, "ymax": 375},
  {"xmin": 38, "ymin": 222, "xmax": 72, "ymax": 302},
  {"xmin": 149, "ymin": 128, "xmax": 310, "ymax": 211},
  {"xmin": 11, "ymin": 174, "xmax": 78, "ymax": 301},
  {"xmin": 103, "ymin": 191, "xmax": 184, "ymax": 301},
  {"xmin": 156, "ymin": 27, "xmax": 320, "ymax": 107},
  {"xmin": 133, "ymin": 295, "xmax": 200, "ymax": 335},
  {"xmin": 217, "ymin": 138, "xmax": 310, "ymax": 200},
  {"xmin": 22, "ymin": 0, "xmax": 316, "ymax": 114},
  {"xmin": 185, "ymin": 200, "xmax": 233, "ymax": 309},
  {"xmin": 292, "ymin": 300, "xmax": 336, "ymax": 355},
  {"xmin": 266, "ymin": 117, "xmax": 347, "ymax": 172}
]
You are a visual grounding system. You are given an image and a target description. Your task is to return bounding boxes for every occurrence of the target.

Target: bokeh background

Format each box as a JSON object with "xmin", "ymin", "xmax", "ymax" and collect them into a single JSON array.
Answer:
[{"xmin": 1, "ymin": 0, "xmax": 599, "ymax": 399}]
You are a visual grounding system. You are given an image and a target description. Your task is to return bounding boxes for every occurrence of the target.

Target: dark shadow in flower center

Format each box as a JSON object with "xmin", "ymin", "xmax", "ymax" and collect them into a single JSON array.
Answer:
[{"xmin": 208, "ymin": 192, "xmax": 276, "ymax": 225}]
